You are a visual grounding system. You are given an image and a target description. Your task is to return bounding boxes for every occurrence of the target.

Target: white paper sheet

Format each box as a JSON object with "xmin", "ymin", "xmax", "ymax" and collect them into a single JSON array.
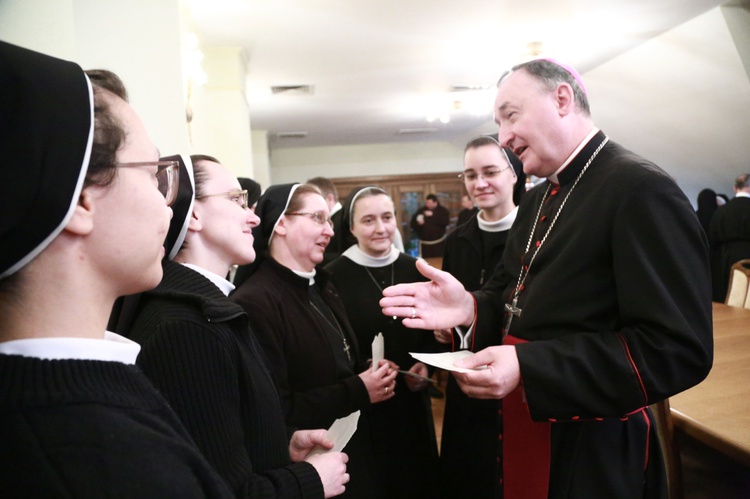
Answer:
[
  {"xmin": 409, "ymin": 350, "xmax": 486, "ymax": 373},
  {"xmin": 371, "ymin": 332, "xmax": 384, "ymax": 372},
  {"xmin": 308, "ymin": 410, "xmax": 361, "ymax": 456}
]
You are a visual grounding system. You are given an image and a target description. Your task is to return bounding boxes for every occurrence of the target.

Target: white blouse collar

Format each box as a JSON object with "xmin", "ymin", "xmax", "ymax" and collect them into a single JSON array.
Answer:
[
  {"xmin": 0, "ymin": 331, "xmax": 140, "ymax": 364},
  {"xmin": 342, "ymin": 244, "xmax": 400, "ymax": 267},
  {"xmin": 477, "ymin": 206, "xmax": 518, "ymax": 232},
  {"xmin": 182, "ymin": 263, "xmax": 235, "ymax": 296}
]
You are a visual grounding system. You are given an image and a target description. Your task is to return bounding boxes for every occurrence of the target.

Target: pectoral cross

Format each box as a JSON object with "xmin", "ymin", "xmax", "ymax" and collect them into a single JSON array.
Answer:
[
  {"xmin": 342, "ymin": 338, "xmax": 353, "ymax": 363},
  {"xmin": 503, "ymin": 297, "xmax": 522, "ymax": 334},
  {"xmin": 505, "ymin": 297, "xmax": 522, "ymax": 317}
]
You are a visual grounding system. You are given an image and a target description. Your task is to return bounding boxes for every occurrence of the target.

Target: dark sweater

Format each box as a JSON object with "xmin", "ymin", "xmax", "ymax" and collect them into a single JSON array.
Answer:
[
  {"xmin": 0, "ymin": 353, "xmax": 232, "ymax": 498},
  {"xmin": 128, "ymin": 261, "xmax": 322, "ymax": 499},
  {"xmin": 231, "ymin": 258, "xmax": 382, "ymax": 499}
]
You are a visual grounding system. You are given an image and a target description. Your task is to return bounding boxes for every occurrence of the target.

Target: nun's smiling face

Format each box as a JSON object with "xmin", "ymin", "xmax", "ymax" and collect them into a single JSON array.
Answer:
[
  {"xmin": 351, "ymin": 194, "xmax": 396, "ymax": 258},
  {"xmin": 193, "ymin": 159, "xmax": 260, "ymax": 269},
  {"xmin": 278, "ymin": 193, "xmax": 334, "ymax": 272}
]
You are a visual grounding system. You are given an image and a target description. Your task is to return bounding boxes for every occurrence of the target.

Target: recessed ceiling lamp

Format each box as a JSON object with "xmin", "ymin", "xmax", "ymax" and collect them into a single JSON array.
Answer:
[
  {"xmin": 276, "ymin": 131, "xmax": 308, "ymax": 139},
  {"xmin": 398, "ymin": 127, "xmax": 438, "ymax": 135},
  {"xmin": 270, "ymin": 85, "xmax": 315, "ymax": 95},
  {"xmin": 526, "ymin": 41, "xmax": 544, "ymax": 58}
]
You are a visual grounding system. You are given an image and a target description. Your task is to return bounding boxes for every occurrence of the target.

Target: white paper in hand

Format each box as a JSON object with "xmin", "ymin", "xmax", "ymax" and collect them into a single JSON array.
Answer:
[
  {"xmin": 308, "ymin": 410, "xmax": 361, "ymax": 456},
  {"xmin": 409, "ymin": 351, "xmax": 486, "ymax": 373},
  {"xmin": 371, "ymin": 332, "xmax": 384, "ymax": 372}
]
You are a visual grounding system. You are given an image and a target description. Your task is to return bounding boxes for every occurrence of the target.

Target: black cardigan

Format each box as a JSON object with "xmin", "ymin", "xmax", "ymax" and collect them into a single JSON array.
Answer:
[
  {"xmin": 231, "ymin": 257, "xmax": 383, "ymax": 499},
  {"xmin": 128, "ymin": 260, "xmax": 323, "ymax": 499},
  {"xmin": 0, "ymin": 353, "xmax": 232, "ymax": 497}
]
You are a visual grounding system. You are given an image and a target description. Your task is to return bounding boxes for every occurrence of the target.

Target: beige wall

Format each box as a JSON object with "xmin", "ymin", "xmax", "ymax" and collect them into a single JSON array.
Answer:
[
  {"xmin": 0, "ymin": 0, "xmax": 256, "ymax": 179},
  {"xmin": 270, "ymin": 141, "xmax": 464, "ymax": 184}
]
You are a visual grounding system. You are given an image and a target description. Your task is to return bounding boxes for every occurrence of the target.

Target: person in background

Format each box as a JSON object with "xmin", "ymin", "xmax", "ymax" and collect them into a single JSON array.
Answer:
[
  {"xmin": 381, "ymin": 58, "xmax": 712, "ymax": 498},
  {"xmin": 230, "ymin": 176, "xmax": 263, "ymax": 285},
  {"xmin": 696, "ymin": 188, "xmax": 719, "ymax": 237},
  {"xmin": 238, "ymin": 176, "xmax": 263, "ymax": 210},
  {"xmin": 307, "ymin": 176, "xmax": 345, "ymax": 264},
  {"xmin": 326, "ymin": 186, "xmax": 439, "ymax": 499},
  {"xmin": 410, "ymin": 194, "xmax": 450, "ymax": 258},
  {"xmin": 126, "ymin": 156, "xmax": 349, "ymax": 498},
  {"xmin": 709, "ymin": 173, "xmax": 750, "ymax": 302},
  {"xmin": 435, "ymin": 136, "xmax": 522, "ymax": 498},
  {"xmin": 696, "ymin": 188, "xmax": 723, "ymax": 301},
  {"xmin": 456, "ymin": 194, "xmax": 478, "ymax": 227},
  {"xmin": 0, "ymin": 41, "xmax": 231, "ymax": 497},
  {"xmin": 232, "ymin": 183, "xmax": 397, "ymax": 498}
]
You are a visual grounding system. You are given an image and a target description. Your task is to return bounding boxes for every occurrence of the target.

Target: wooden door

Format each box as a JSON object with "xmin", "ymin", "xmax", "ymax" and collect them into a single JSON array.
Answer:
[{"xmin": 331, "ymin": 173, "xmax": 465, "ymax": 256}]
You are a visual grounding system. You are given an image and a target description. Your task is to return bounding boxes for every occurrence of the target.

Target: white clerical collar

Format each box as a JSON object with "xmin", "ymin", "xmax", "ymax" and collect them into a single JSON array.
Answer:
[
  {"xmin": 292, "ymin": 267, "xmax": 317, "ymax": 285},
  {"xmin": 547, "ymin": 127, "xmax": 599, "ymax": 184},
  {"xmin": 0, "ymin": 331, "xmax": 140, "ymax": 364},
  {"xmin": 477, "ymin": 206, "xmax": 518, "ymax": 232},
  {"xmin": 342, "ymin": 244, "xmax": 400, "ymax": 267},
  {"xmin": 330, "ymin": 201, "xmax": 342, "ymax": 216},
  {"xmin": 735, "ymin": 192, "xmax": 750, "ymax": 199},
  {"xmin": 181, "ymin": 263, "xmax": 235, "ymax": 297}
]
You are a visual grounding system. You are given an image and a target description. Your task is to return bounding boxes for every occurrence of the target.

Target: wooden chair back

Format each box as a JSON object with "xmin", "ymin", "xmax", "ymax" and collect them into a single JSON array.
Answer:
[
  {"xmin": 725, "ymin": 259, "xmax": 750, "ymax": 308},
  {"xmin": 651, "ymin": 398, "xmax": 683, "ymax": 499}
]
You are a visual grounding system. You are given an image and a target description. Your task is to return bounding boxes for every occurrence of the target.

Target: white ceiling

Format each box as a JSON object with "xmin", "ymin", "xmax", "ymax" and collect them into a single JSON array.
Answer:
[{"xmin": 185, "ymin": 0, "xmax": 750, "ymax": 201}]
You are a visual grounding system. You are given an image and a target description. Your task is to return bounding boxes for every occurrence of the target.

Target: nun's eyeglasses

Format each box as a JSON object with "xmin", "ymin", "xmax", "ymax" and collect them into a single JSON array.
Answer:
[
  {"xmin": 458, "ymin": 166, "xmax": 511, "ymax": 183},
  {"xmin": 285, "ymin": 211, "xmax": 334, "ymax": 228},
  {"xmin": 196, "ymin": 190, "xmax": 249, "ymax": 210},
  {"xmin": 117, "ymin": 160, "xmax": 179, "ymax": 206}
]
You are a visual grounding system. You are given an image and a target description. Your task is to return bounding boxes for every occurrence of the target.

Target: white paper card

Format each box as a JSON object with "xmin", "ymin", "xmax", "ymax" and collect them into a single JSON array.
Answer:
[
  {"xmin": 308, "ymin": 410, "xmax": 361, "ymax": 456},
  {"xmin": 371, "ymin": 332, "xmax": 384, "ymax": 372},
  {"xmin": 409, "ymin": 351, "xmax": 486, "ymax": 373}
]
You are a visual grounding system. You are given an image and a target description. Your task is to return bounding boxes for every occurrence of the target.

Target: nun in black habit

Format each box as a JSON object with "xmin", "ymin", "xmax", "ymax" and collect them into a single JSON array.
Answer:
[
  {"xmin": 325, "ymin": 186, "xmax": 441, "ymax": 499},
  {"xmin": 231, "ymin": 183, "xmax": 398, "ymax": 499}
]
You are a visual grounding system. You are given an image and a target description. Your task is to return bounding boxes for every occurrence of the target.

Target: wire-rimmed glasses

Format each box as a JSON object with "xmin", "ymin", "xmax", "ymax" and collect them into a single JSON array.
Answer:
[
  {"xmin": 196, "ymin": 189, "xmax": 249, "ymax": 209},
  {"xmin": 285, "ymin": 211, "xmax": 334, "ymax": 228},
  {"xmin": 117, "ymin": 160, "xmax": 179, "ymax": 206}
]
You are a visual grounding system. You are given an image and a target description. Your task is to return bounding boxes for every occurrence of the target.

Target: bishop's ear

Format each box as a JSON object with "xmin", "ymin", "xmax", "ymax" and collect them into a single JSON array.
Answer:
[{"xmin": 554, "ymin": 82, "xmax": 575, "ymax": 116}]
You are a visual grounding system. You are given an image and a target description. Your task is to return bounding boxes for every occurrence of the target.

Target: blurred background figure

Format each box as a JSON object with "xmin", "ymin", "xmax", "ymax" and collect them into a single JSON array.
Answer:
[
  {"xmin": 456, "ymin": 194, "xmax": 478, "ymax": 227},
  {"xmin": 696, "ymin": 188, "xmax": 723, "ymax": 302},
  {"xmin": 238, "ymin": 177, "xmax": 262, "ymax": 211},
  {"xmin": 410, "ymin": 194, "xmax": 450, "ymax": 258},
  {"xmin": 710, "ymin": 173, "xmax": 750, "ymax": 302}
]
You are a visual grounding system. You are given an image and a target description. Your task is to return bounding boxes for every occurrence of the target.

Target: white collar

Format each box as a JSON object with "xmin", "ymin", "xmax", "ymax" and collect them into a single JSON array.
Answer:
[
  {"xmin": 292, "ymin": 267, "xmax": 317, "ymax": 285},
  {"xmin": 477, "ymin": 206, "xmax": 518, "ymax": 232},
  {"xmin": 0, "ymin": 331, "xmax": 140, "ymax": 364},
  {"xmin": 330, "ymin": 201, "xmax": 343, "ymax": 216},
  {"xmin": 342, "ymin": 244, "xmax": 400, "ymax": 267},
  {"xmin": 548, "ymin": 127, "xmax": 599, "ymax": 184},
  {"xmin": 735, "ymin": 192, "xmax": 750, "ymax": 199},
  {"xmin": 181, "ymin": 263, "xmax": 235, "ymax": 296}
]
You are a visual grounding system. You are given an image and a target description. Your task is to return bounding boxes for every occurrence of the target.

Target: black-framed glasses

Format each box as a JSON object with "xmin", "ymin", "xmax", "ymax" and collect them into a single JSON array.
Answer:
[
  {"xmin": 117, "ymin": 160, "xmax": 179, "ymax": 206},
  {"xmin": 196, "ymin": 189, "xmax": 249, "ymax": 209},
  {"xmin": 458, "ymin": 165, "xmax": 511, "ymax": 183},
  {"xmin": 285, "ymin": 211, "xmax": 334, "ymax": 228}
]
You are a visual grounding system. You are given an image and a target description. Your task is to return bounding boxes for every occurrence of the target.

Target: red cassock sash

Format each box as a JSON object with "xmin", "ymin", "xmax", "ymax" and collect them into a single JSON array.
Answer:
[{"xmin": 503, "ymin": 334, "xmax": 551, "ymax": 499}]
